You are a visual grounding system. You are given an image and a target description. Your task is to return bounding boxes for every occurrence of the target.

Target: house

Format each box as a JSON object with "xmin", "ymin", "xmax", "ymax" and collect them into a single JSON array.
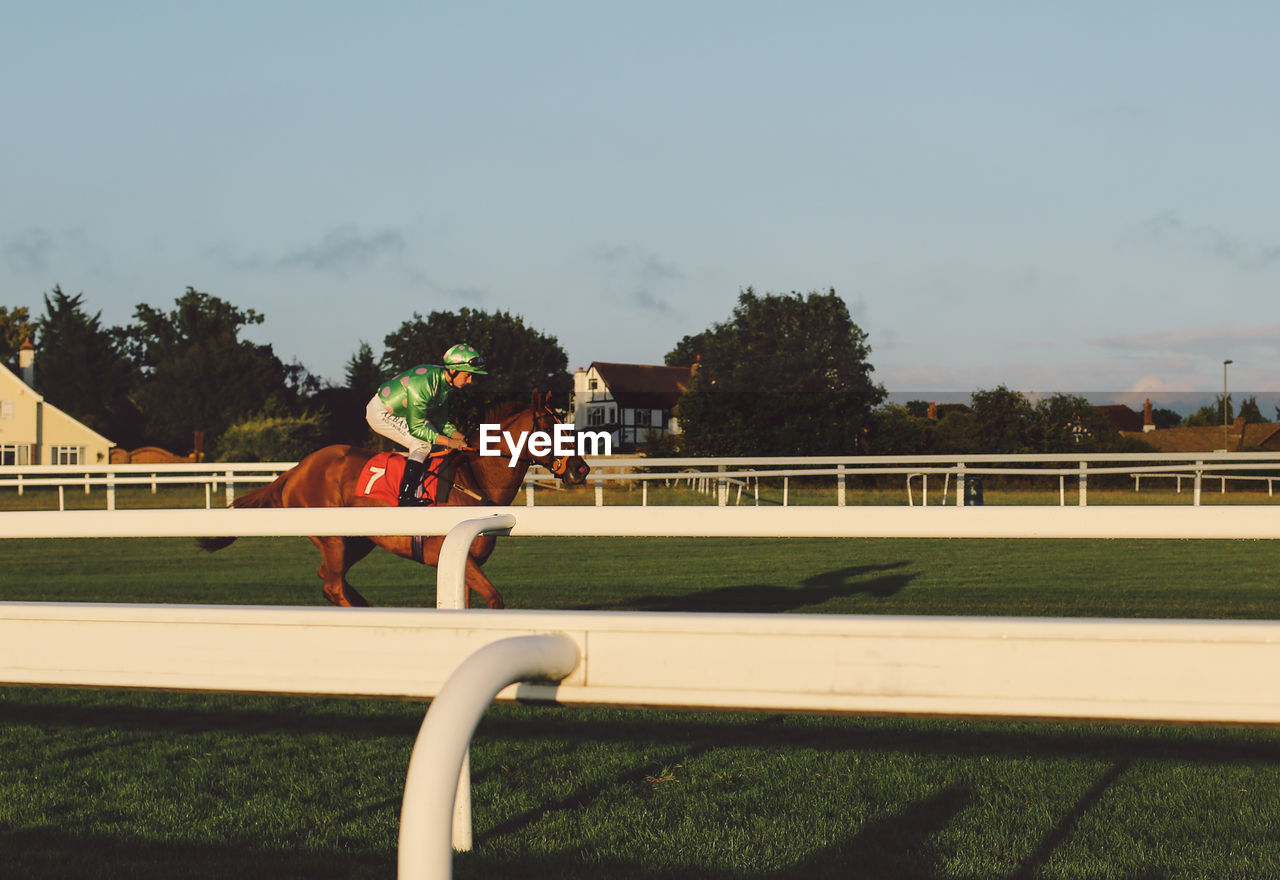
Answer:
[
  {"xmin": 1122, "ymin": 417, "xmax": 1280, "ymax": 453},
  {"xmin": 572, "ymin": 362, "xmax": 694, "ymax": 453},
  {"xmin": 0, "ymin": 340, "xmax": 115, "ymax": 466}
]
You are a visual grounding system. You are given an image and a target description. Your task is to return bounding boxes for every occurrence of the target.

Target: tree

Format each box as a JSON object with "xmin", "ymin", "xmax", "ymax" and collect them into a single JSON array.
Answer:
[
  {"xmin": 0, "ymin": 305, "xmax": 35, "ymax": 370},
  {"xmin": 964, "ymin": 386, "xmax": 1038, "ymax": 453},
  {"xmin": 869, "ymin": 403, "xmax": 935, "ymax": 454},
  {"xmin": 1151, "ymin": 406, "xmax": 1182, "ymax": 429},
  {"xmin": 1184, "ymin": 395, "xmax": 1232, "ymax": 428},
  {"xmin": 1239, "ymin": 395, "xmax": 1263, "ymax": 424},
  {"xmin": 121, "ymin": 287, "xmax": 298, "ymax": 452},
  {"xmin": 1032, "ymin": 393, "xmax": 1121, "ymax": 452},
  {"xmin": 380, "ymin": 308, "xmax": 571, "ymax": 430},
  {"xmin": 31, "ymin": 286, "xmax": 144, "ymax": 446},
  {"xmin": 666, "ymin": 288, "xmax": 885, "ymax": 456},
  {"xmin": 344, "ymin": 340, "xmax": 382, "ymax": 397}
]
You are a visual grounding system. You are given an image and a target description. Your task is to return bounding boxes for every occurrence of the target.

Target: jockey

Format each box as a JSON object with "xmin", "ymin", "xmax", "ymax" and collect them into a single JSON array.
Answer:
[{"xmin": 365, "ymin": 343, "xmax": 488, "ymax": 506}]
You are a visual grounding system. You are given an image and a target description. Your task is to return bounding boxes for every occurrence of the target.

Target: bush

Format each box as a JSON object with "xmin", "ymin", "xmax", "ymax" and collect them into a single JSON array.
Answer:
[{"xmin": 216, "ymin": 412, "xmax": 328, "ymax": 462}]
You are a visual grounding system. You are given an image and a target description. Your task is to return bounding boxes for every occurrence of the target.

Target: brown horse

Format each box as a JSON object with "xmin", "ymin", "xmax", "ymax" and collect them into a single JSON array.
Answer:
[{"xmin": 197, "ymin": 391, "xmax": 590, "ymax": 609}]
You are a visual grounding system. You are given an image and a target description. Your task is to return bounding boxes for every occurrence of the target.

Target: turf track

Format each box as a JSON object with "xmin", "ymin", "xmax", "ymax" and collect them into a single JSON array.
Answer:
[{"xmin": 3, "ymin": 531, "xmax": 1280, "ymax": 878}]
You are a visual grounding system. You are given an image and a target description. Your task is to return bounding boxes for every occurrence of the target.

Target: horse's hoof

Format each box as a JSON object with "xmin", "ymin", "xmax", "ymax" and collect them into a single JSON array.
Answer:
[
  {"xmin": 324, "ymin": 584, "xmax": 371, "ymax": 608},
  {"xmin": 487, "ymin": 595, "xmax": 506, "ymax": 610}
]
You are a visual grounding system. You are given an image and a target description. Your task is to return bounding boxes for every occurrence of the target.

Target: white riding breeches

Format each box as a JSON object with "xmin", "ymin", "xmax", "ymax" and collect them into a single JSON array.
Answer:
[{"xmin": 365, "ymin": 396, "xmax": 432, "ymax": 462}]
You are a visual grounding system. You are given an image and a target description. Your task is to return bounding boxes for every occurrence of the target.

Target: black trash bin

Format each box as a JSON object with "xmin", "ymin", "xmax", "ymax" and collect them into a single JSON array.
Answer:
[{"xmin": 963, "ymin": 476, "xmax": 984, "ymax": 506}]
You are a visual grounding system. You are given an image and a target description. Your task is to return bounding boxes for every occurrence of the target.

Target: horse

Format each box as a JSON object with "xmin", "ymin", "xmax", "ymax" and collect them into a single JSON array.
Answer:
[{"xmin": 197, "ymin": 391, "xmax": 590, "ymax": 609}]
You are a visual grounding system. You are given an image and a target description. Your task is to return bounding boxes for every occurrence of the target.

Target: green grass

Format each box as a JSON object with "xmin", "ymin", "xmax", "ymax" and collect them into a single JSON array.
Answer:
[{"xmin": 4, "ymin": 534, "xmax": 1280, "ymax": 877}]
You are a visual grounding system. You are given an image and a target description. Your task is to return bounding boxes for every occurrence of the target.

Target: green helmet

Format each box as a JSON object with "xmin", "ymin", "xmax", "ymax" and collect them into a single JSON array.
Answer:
[{"xmin": 442, "ymin": 343, "xmax": 488, "ymax": 374}]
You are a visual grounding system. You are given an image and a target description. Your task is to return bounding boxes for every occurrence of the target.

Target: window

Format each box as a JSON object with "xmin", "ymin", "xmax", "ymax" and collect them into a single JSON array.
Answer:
[
  {"xmin": 0, "ymin": 444, "xmax": 30, "ymax": 466},
  {"xmin": 587, "ymin": 407, "xmax": 605, "ymax": 427},
  {"xmin": 50, "ymin": 445, "xmax": 82, "ymax": 465},
  {"xmin": 588, "ymin": 378, "xmax": 598, "ymax": 390},
  {"xmin": 0, "ymin": 400, "xmax": 13, "ymax": 419},
  {"xmin": 634, "ymin": 408, "xmax": 652, "ymax": 427}
]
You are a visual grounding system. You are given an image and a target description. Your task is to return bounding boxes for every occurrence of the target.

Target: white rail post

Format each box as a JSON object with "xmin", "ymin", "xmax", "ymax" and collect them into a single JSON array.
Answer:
[
  {"xmin": 1194, "ymin": 461, "xmax": 1203, "ymax": 506},
  {"xmin": 225, "ymin": 470, "xmax": 235, "ymax": 507},
  {"xmin": 433, "ymin": 512, "xmax": 518, "ymax": 853},
  {"xmin": 837, "ymin": 463, "xmax": 846, "ymax": 507},
  {"xmin": 106, "ymin": 472, "xmax": 116, "ymax": 511},
  {"xmin": 525, "ymin": 482, "xmax": 535, "ymax": 506},
  {"xmin": 1078, "ymin": 461, "xmax": 1088, "ymax": 507},
  {"xmin": 956, "ymin": 463, "xmax": 965, "ymax": 507},
  {"xmin": 594, "ymin": 477, "xmax": 603, "ymax": 506},
  {"xmin": 717, "ymin": 465, "xmax": 727, "ymax": 506},
  {"xmin": 398, "ymin": 634, "xmax": 581, "ymax": 880}
]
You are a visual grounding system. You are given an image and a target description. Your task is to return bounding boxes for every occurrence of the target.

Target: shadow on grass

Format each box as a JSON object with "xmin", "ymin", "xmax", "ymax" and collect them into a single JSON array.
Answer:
[
  {"xmin": 458, "ymin": 784, "xmax": 974, "ymax": 880},
  {"xmin": 0, "ymin": 827, "xmax": 393, "ymax": 880},
  {"xmin": 574, "ymin": 561, "xmax": 918, "ymax": 612}
]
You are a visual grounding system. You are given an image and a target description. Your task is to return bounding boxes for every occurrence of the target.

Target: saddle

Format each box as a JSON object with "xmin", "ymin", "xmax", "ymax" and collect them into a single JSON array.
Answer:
[{"xmin": 356, "ymin": 450, "xmax": 460, "ymax": 506}]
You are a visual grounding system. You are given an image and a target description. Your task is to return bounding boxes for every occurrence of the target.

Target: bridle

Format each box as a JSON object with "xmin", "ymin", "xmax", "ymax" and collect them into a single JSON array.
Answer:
[{"xmin": 500, "ymin": 403, "xmax": 573, "ymax": 477}]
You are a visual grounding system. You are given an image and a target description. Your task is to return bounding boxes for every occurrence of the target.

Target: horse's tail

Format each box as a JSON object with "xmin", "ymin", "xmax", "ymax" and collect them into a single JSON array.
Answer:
[{"xmin": 195, "ymin": 466, "xmax": 295, "ymax": 552}]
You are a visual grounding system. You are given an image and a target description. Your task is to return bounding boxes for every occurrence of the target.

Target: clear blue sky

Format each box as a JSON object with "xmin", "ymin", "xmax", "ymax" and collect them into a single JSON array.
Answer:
[{"xmin": 3, "ymin": 2, "xmax": 1277, "ymax": 406}]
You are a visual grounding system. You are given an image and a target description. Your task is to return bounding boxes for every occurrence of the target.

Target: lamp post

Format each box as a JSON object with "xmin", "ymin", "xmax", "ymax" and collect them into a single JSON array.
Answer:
[{"xmin": 1223, "ymin": 359, "xmax": 1233, "ymax": 451}]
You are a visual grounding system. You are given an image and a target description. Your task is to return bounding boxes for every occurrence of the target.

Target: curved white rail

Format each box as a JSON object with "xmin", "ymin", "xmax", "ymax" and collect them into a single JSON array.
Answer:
[{"xmin": 397, "ymin": 634, "xmax": 580, "ymax": 880}]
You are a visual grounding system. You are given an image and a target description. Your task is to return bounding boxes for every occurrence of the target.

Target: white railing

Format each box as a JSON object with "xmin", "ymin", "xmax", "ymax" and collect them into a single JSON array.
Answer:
[
  {"xmin": 0, "ymin": 461, "xmax": 291, "ymax": 509},
  {"xmin": 9, "ymin": 452, "xmax": 1280, "ymax": 509},
  {"xmin": 6, "ymin": 504, "xmax": 1280, "ymax": 878}
]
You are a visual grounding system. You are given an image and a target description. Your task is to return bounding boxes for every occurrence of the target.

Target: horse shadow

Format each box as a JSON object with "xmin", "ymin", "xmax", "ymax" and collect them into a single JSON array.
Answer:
[{"xmin": 576, "ymin": 562, "xmax": 917, "ymax": 614}]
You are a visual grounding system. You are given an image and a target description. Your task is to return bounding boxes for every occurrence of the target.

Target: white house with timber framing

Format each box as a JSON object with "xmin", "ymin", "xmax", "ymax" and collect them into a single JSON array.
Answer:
[
  {"xmin": 571, "ymin": 361, "xmax": 694, "ymax": 453},
  {"xmin": 0, "ymin": 340, "xmax": 115, "ymax": 466}
]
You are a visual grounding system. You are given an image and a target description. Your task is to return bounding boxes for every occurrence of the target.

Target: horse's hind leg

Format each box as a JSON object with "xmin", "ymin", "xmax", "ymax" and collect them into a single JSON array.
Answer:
[
  {"xmin": 309, "ymin": 536, "xmax": 372, "ymax": 607},
  {"xmin": 374, "ymin": 535, "xmax": 505, "ymax": 610}
]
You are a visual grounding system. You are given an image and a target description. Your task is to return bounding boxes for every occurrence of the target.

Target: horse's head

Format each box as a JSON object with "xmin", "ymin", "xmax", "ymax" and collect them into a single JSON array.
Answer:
[{"xmin": 479, "ymin": 391, "xmax": 591, "ymax": 486}]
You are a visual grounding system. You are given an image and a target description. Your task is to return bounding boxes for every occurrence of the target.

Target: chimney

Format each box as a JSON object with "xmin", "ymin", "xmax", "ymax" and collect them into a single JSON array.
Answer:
[
  {"xmin": 18, "ymin": 337, "xmax": 35, "ymax": 387},
  {"xmin": 1143, "ymin": 397, "xmax": 1155, "ymax": 432}
]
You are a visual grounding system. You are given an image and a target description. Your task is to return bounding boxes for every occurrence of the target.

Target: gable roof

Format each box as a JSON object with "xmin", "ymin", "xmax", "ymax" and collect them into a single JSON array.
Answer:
[
  {"xmin": 0, "ymin": 358, "xmax": 115, "ymax": 447},
  {"xmin": 0, "ymin": 358, "xmax": 42, "ymax": 401},
  {"xmin": 591, "ymin": 362, "xmax": 693, "ymax": 410},
  {"xmin": 1093, "ymin": 404, "xmax": 1144, "ymax": 433},
  {"xmin": 1121, "ymin": 420, "xmax": 1280, "ymax": 453}
]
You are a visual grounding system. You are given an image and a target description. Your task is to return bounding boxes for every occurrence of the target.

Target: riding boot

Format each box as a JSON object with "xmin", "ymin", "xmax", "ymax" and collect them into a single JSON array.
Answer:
[{"xmin": 398, "ymin": 458, "xmax": 426, "ymax": 507}]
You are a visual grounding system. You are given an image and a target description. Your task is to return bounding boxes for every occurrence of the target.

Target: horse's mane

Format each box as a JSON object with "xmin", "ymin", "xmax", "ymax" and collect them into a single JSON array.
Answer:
[{"xmin": 481, "ymin": 399, "xmax": 530, "ymax": 424}]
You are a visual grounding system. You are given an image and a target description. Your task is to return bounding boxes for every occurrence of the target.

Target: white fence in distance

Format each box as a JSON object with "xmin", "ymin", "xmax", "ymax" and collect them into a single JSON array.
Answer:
[{"xmin": 6, "ymin": 452, "xmax": 1280, "ymax": 509}]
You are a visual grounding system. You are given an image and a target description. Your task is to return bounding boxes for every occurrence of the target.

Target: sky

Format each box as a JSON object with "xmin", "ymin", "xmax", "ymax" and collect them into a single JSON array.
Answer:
[{"xmin": 3, "ymin": 2, "xmax": 1278, "ymax": 412}]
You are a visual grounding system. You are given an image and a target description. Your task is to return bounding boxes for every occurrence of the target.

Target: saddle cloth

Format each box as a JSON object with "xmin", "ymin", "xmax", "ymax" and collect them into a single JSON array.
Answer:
[{"xmin": 356, "ymin": 451, "xmax": 448, "ymax": 505}]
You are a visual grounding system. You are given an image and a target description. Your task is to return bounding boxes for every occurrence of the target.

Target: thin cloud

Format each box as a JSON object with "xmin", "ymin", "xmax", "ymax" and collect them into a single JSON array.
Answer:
[
  {"xmin": 281, "ymin": 226, "xmax": 407, "ymax": 274},
  {"xmin": 1091, "ymin": 325, "xmax": 1280, "ymax": 357},
  {"xmin": 2, "ymin": 227, "xmax": 56, "ymax": 274},
  {"xmin": 1119, "ymin": 211, "xmax": 1280, "ymax": 270},
  {"xmin": 215, "ymin": 225, "xmax": 409, "ymax": 276},
  {"xmin": 587, "ymin": 244, "xmax": 684, "ymax": 317}
]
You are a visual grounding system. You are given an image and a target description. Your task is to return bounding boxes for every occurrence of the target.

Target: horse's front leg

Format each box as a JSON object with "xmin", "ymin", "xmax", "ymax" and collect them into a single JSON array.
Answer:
[{"xmin": 463, "ymin": 556, "xmax": 505, "ymax": 609}]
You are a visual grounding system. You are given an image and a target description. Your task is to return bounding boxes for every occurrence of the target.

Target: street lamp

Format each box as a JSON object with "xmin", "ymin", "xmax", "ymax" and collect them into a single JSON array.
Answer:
[{"xmin": 1223, "ymin": 359, "xmax": 1233, "ymax": 451}]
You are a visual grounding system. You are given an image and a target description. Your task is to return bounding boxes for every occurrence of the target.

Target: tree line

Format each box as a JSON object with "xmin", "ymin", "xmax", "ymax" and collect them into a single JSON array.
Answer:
[{"xmin": 1, "ymin": 285, "xmax": 1269, "ymax": 460}]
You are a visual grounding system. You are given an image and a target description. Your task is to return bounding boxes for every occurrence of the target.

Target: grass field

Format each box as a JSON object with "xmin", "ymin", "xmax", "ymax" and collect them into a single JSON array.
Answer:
[{"xmin": 4, "ymin": 528, "xmax": 1280, "ymax": 877}]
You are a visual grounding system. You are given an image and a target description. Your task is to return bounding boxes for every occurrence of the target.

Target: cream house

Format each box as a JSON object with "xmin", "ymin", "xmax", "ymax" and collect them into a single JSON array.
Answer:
[
  {"xmin": 0, "ymin": 341, "xmax": 114, "ymax": 466},
  {"xmin": 571, "ymin": 362, "xmax": 693, "ymax": 453}
]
